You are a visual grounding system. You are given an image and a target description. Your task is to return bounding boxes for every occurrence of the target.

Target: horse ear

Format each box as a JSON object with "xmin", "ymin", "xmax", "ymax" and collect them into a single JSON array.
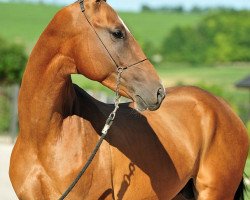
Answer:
[{"xmin": 96, "ymin": 0, "xmax": 106, "ymax": 2}]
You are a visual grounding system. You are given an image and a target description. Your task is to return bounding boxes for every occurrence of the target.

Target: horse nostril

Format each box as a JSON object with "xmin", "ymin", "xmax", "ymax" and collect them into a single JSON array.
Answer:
[{"xmin": 157, "ymin": 87, "xmax": 166, "ymax": 100}]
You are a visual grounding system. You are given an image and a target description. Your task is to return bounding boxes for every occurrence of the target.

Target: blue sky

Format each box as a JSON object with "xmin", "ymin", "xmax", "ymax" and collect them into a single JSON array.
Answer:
[{"xmin": 2, "ymin": 0, "xmax": 250, "ymax": 11}]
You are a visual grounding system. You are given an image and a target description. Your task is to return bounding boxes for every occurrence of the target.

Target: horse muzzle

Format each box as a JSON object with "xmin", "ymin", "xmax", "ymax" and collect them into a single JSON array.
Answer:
[{"xmin": 134, "ymin": 86, "xmax": 166, "ymax": 111}]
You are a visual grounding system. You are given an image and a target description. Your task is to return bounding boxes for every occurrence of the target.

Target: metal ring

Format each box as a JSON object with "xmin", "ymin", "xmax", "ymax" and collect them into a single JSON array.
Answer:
[
  {"xmin": 117, "ymin": 67, "xmax": 124, "ymax": 73},
  {"xmin": 110, "ymin": 113, "xmax": 116, "ymax": 120}
]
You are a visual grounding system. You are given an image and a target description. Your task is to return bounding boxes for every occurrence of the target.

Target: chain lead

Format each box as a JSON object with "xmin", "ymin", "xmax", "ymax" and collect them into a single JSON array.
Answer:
[
  {"xmin": 59, "ymin": 68, "xmax": 124, "ymax": 200},
  {"xmin": 102, "ymin": 67, "xmax": 124, "ymax": 135}
]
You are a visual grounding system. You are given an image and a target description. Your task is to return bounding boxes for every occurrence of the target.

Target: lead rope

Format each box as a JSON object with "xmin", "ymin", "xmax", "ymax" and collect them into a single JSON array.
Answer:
[{"xmin": 58, "ymin": 67, "xmax": 123, "ymax": 200}]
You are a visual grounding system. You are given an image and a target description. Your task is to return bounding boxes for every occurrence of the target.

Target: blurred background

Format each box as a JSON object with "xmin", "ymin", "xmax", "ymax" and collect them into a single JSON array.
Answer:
[{"xmin": 0, "ymin": 0, "xmax": 249, "ymax": 199}]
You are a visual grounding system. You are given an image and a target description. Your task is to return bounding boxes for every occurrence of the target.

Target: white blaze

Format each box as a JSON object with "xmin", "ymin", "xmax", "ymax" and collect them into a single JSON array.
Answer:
[{"xmin": 118, "ymin": 16, "xmax": 131, "ymax": 33}]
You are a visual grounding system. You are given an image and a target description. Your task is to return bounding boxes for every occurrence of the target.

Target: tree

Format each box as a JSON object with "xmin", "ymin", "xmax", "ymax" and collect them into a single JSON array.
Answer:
[
  {"xmin": 162, "ymin": 10, "xmax": 250, "ymax": 64},
  {"xmin": 0, "ymin": 37, "xmax": 27, "ymax": 84},
  {"xmin": 141, "ymin": 5, "xmax": 152, "ymax": 12}
]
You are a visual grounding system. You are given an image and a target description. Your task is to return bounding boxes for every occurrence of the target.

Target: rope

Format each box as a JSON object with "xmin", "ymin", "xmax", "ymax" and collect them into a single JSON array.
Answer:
[
  {"xmin": 58, "ymin": 133, "xmax": 106, "ymax": 200},
  {"xmin": 58, "ymin": 68, "xmax": 123, "ymax": 200}
]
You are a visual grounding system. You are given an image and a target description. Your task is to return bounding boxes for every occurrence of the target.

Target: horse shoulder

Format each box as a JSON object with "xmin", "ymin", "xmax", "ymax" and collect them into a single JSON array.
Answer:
[
  {"xmin": 145, "ymin": 86, "xmax": 248, "ymax": 177},
  {"xmin": 164, "ymin": 85, "xmax": 248, "ymax": 145},
  {"xmin": 167, "ymin": 86, "xmax": 249, "ymax": 175},
  {"xmin": 10, "ymin": 137, "xmax": 61, "ymax": 200}
]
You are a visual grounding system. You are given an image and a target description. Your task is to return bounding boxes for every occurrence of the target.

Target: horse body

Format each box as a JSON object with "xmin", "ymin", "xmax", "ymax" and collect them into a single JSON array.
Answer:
[
  {"xmin": 10, "ymin": 1, "xmax": 248, "ymax": 199},
  {"xmin": 10, "ymin": 82, "xmax": 249, "ymax": 200},
  {"xmin": 109, "ymin": 86, "xmax": 249, "ymax": 200},
  {"xmin": 144, "ymin": 87, "xmax": 249, "ymax": 199}
]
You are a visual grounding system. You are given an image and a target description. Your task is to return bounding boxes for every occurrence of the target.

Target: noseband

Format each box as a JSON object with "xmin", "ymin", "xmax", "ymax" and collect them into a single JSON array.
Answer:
[{"xmin": 59, "ymin": 1, "xmax": 147, "ymax": 199}]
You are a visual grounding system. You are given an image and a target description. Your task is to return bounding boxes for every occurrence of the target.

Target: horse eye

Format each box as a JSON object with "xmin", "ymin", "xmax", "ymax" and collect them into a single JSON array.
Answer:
[{"xmin": 112, "ymin": 30, "xmax": 124, "ymax": 39}]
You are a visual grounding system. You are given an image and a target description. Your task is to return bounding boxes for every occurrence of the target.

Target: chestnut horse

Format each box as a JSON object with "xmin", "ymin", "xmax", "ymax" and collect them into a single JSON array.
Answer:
[{"xmin": 10, "ymin": 0, "xmax": 249, "ymax": 199}]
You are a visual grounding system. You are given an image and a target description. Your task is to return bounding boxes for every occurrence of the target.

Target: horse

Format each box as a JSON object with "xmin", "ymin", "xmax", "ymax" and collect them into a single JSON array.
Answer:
[{"xmin": 9, "ymin": 0, "xmax": 249, "ymax": 199}]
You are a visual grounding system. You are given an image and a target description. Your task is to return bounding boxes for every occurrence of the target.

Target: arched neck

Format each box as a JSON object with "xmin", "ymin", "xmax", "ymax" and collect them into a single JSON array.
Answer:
[{"xmin": 18, "ymin": 34, "xmax": 78, "ymax": 139}]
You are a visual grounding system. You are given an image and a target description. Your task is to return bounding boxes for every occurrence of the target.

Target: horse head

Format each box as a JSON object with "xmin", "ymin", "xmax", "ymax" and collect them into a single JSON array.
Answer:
[{"xmin": 61, "ymin": 0, "xmax": 165, "ymax": 111}]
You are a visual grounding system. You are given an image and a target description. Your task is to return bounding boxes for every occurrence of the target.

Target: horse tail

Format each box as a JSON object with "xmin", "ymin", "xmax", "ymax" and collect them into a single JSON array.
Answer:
[{"xmin": 234, "ymin": 177, "xmax": 247, "ymax": 200}]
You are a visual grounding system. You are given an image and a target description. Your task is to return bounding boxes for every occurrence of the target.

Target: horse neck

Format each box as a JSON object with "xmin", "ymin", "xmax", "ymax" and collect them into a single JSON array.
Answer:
[{"xmin": 18, "ymin": 31, "xmax": 78, "ymax": 140}]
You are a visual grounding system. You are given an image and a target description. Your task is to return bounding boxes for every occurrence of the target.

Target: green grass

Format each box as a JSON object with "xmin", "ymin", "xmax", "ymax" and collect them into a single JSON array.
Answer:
[
  {"xmin": 119, "ymin": 11, "xmax": 203, "ymax": 47},
  {"xmin": 158, "ymin": 64, "xmax": 249, "ymax": 87},
  {"xmin": 0, "ymin": 2, "xmax": 202, "ymax": 50},
  {"xmin": 158, "ymin": 64, "xmax": 249, "ymax": 97},
  {"xmin": 0, "ymin": 3, "xmax": 61, "ymax": 50}
]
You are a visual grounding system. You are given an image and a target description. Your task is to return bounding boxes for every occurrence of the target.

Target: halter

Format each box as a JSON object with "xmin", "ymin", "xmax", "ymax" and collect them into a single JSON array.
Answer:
[
  {"xmin": 59, "ymin": 1, "xmax": 148, "ymax": 199},
  {"xmin": 79, "ymin": 0, "xmax": 148, "ymax": 70}
]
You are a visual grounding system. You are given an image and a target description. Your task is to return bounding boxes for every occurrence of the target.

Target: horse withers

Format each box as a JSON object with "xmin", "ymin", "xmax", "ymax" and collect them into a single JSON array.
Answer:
[{"xmin": 9, "ymin": 0, "xmax": 249, "ymax": 199}]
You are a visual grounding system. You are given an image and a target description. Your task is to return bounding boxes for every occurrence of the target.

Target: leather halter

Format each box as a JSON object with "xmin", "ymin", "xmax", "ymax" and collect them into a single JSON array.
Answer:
[{"xmin": 78, "ymin": 0, "xmax": 148, "ymax": 70}]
